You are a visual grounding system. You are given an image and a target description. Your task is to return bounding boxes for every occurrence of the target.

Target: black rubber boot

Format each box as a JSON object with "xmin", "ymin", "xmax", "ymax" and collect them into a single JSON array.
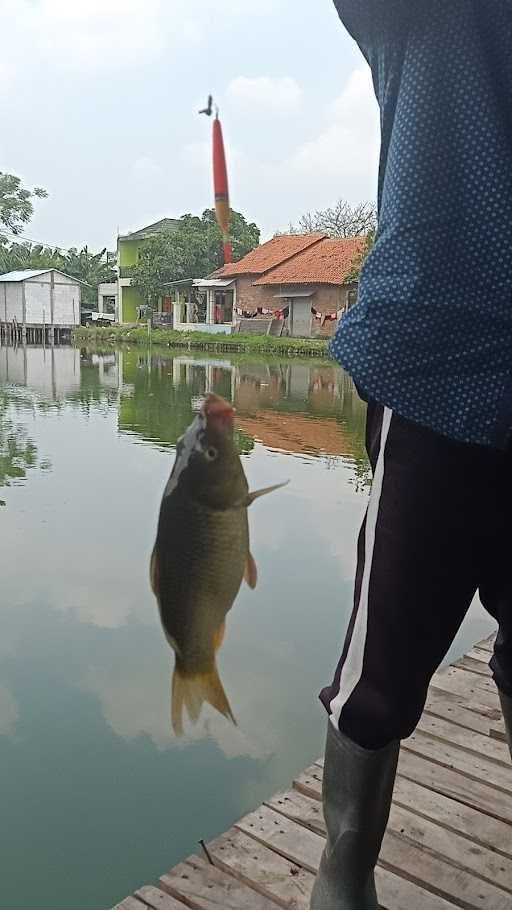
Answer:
[
  {"xmin": 498, "ymin": 690, "xmax": 512, "ymax": 759},
  {"xmin": 310, "ymin": 721, "xmax": 399, "ymax": 910}
]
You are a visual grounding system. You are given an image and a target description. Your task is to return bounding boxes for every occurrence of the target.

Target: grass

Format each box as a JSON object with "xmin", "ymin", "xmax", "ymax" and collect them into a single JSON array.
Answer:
[{"xmin": 73, "ymin": 324, "xmax": 331, "ymax": 358}]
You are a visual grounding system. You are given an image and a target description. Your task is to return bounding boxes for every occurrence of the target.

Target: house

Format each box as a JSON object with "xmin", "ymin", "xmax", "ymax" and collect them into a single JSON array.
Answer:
[
  {"xmin": 0, "ymin": 269, "xmax": 83, "ymax": 329},
  {"xmin": 165, "ymin": 277, "xmax": 237, "ymax": 334},
  {"xmin": 97, "ymin": 282, "xmax": 117, "ymax": 315},
  {"xmin": 117, "ymin": 217, "xmax": 179, "ymax": 322},
  {"xmin": 166, "ymin": 234, "xmax": 364, "ymax": 337},
  {"xmin": 217, "ymin": 233, "xmax": 364, "ymax": 338}
]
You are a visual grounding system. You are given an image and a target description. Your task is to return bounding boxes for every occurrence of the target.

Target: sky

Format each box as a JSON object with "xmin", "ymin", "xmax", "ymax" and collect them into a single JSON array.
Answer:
[{"xmin": 0, "ymin": 0, "xmax": 380, "ymax": 252}]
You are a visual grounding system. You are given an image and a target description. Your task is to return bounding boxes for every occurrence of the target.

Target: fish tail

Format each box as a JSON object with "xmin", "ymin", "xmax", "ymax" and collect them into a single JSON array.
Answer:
[{"xmin": 171, "ymin": 662, "xmax": 236, "ymax": 736}]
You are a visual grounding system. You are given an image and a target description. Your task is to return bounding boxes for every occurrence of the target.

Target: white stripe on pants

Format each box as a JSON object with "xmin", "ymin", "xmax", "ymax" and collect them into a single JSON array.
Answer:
[{"xmin": 329, "ymin": 407, "xmax": 393, "ymax": 727}]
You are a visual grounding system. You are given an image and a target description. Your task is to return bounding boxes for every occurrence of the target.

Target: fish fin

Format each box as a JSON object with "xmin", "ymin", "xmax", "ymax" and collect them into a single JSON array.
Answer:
[
  {"xmin": 244, "ymin": 551, "xmax": 258, "ymax": 589},
  {"xmin": 171, "ymin": 663, "xmax": 236, "ymax": 736},
  {"xmin": 149, "ymin": 547, "xmax": 159, "ymax": 596},
  {"xmin": 245, "ymin": 481, "xmax": 289, "ymax": 506},
  {"xmin": 213, "ymin": 620, "xmax": 226, "ymax": 652}
]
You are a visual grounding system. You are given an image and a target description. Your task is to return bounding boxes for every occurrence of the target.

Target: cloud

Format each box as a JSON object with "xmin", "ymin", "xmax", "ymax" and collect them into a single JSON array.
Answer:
[
  {"xmin": 227, "ymin": 76, "xmax": 303, "ymax": 116},
  {"xmin": 0, "ymin": 0, "xmax": 199, "ymax": 78},
  {"xmin": 217, "ymin": 65, "xmax": 380, "ymax": 235},
  {"xmin": 131, "ymin": 156, "xmax": 164, "ymax": 183},
  {"xmin": 291, "ymin": 67, "xmax": 379, "ymax": 186}
]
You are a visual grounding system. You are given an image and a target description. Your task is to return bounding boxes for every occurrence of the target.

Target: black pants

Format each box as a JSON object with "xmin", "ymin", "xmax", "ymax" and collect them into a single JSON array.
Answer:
[{"xmin": 320, "ymin": 403, "xmax": 512, "ymax": 750}]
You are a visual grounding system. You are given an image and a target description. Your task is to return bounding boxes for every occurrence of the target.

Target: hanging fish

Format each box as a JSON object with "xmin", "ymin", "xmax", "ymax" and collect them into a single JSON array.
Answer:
[{"xmin": 150, "ymin": 393, "xmax": 287, "ymax": 735}]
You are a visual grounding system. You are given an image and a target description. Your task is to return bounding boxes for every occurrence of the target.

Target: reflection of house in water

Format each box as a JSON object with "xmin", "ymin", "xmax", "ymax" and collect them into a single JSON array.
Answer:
[
  {"xmin": 0, "ymin": 346, "xmax": 123, "ymax": 403},
  {"xmin": 115, "ymin": 350, "xmax": 367, "ymax": 471},
  {"xmin": 235, "ymin": 410, "xmax": 355, "ymax": 458},
  {"xmin": 233, "ymin": 363, "xmax": 366, "ymax": 460},
  {"xmin": 0, "ymin": 345, "xmax": 82, "ymax": 399}
]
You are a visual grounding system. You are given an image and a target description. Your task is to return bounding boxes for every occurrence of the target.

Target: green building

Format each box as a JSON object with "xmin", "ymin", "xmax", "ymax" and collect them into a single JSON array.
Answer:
[{"xmin": 117, "ymin": 218, "xmax": 179, "ymax": 323}]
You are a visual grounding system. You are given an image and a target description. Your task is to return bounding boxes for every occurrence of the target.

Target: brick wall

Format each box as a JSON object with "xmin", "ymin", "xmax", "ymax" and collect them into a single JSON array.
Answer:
[{"xmin": 235, "ymin": 277, "xmax": 358, "ymax": 337}]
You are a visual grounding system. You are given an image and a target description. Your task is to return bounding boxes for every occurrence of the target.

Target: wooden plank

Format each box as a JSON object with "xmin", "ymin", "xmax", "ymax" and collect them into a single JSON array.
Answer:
[
  {"xmin": 376, "ymin": 866, "xmax": 460, "ymax": 910},
  {"xmin": 380, "ymin": 829, "xmax": 511, "ymax": 910},
  {"xmin": 490, "ymin": 720, "xmax": 508, "ymax": 743},
  {"xmin": 397, "ymin": 749, "xmax": 512, "ymax": 825},
  {"xmin": 416, "ymin": 713, "xmax": 511, "ymax": 766},
  {"xmin": 266, "ymin": 789, "xmax": 324, "ymax": 835},
  {"xmin": 293, "ymin": 766, "xmax": 512, "ymax": 859},
  {"xmin": 393, "ymin": 775, "xmax": 512, "ymax": 859},
  {"xmin": 424, "ymin": 689, "xmax": 492, "ymax": 734},
  {"xmin": 475, "ymin": 636, "xmax": 496, "ymax": 653},
  {"xmin": 429, "ymin": 685, "xmax": 501, "ymax": 721},
  {"xmin": 433, "ymin": 666, "xmax": 500, "ymax": 705},
  {"xmin": 388, "ymin": 803, "xmax": 512, "ymax": 894},
  {"xmin": 240, "ymin": 803, "xmax": 486, "ymax": 910},
  {"xmin": 135, "ymin": 886, "xmax": 190, "ymax": 910},
  {"xmin": 430, "ymin": 672, "xmax": 501, "ymax": 716},
  {"xmin": 112, "ymin": 899, "xmax": 148, "ymax": 910},
  {"xmin": 206, "ymin": 826, "xmax": 314, "ymax": 910},
  {"xmin": 403, "ymin": 729, "xmax": 512, "ymax": 794},
  {"xmin": 454, "ymin": 656, "xmax": 492, "ymax": 678},
  {"xmin": 237, "ymin": 803, "xmax": 323, "ymax": 874},
  {"xmin": 293, "ymin": 765, "xmax": 324, "ymax": 801},
  {"xmin": 465, "ymin": 647, "xmax": 492, "ymax": 665},
  {"xmin": 160, "ymin": 856, "xmax": 280, "ymax": 909},
  {"xmin": 270, "ymin": 786, "xmax": 512, "ymax": 897},
  {"xmin": 308, "ymin": 749, "xmax": 512, "ymax": 827}
]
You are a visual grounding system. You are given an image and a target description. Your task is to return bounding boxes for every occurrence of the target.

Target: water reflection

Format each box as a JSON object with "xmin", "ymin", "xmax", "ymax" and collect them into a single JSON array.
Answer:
[
  {"xmin": 0, "ymin": 344, "xmax": 495, "ymax": 910},
  {"xmin": 116, "ymin": 348, "xmax": 369, "ymax": 481}
]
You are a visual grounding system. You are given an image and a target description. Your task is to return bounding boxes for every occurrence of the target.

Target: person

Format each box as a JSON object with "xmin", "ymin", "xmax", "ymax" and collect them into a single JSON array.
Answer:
[{"xmin": 311, "ymin": 3, "xmax": 512, "ymax": 908}]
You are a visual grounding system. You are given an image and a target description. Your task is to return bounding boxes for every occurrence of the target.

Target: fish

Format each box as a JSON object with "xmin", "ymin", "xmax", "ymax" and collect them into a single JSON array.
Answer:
[{"xmin": 150, "ymin": 393, "xmax": 287, "ymax": 736}]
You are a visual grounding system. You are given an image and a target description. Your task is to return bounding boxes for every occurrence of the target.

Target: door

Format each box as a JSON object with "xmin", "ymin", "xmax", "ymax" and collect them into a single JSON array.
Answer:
[{"xmin": 290, "ymin": 299, "xmax": 312, "ymax": 337}]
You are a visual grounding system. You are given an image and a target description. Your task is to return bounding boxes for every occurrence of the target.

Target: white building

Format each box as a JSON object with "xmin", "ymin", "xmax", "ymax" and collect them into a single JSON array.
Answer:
[
  {"xmin": 0, "ymin": 269, "xmax": 83, "ymax": 326},
  {"xmin": 166, "ymin": 277, "xmax": 236, "ymax": 334},
  {"xmin": 97, "ymin": 282, "xmax": 117, "ymax": 315}
]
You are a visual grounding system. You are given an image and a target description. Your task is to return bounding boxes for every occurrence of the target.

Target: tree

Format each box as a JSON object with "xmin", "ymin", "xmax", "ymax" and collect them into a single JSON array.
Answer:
[
  {"xmin": 131, "ymin": 209, "xmax": 260, "ymax": 305},
  {"xmin": 344, "ymin": 227, "xmax": 376, "ymax": 283},
  {"xmin": 0, "ymin": 172, "xmax": 47, "ymax": 236},
  {"xmin": 290, "ymin": 200, "xmax": 377, "ymax": 238},
  {"xmin": 63, "ymin": 246, "xmax": 116, "ymax": 306},
  {"xmin": 0, "ymin": 239, "xmax": 116, "ymax": 307}
]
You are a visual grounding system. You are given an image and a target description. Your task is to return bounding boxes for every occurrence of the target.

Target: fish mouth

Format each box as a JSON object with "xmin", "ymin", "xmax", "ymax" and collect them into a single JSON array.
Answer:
[{"xmin": 202, "ymin": 393, "xmax": 235, "ymax": 430}]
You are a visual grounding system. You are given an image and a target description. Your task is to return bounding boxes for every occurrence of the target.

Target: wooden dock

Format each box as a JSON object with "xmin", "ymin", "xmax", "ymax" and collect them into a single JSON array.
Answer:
[
  {"xmin": 0, "ymin": 321, "xmax": 73, "ymax": 345},
  {"xmin": 112, "ymin": 635, "xmax": 512, "ymax": 910}
]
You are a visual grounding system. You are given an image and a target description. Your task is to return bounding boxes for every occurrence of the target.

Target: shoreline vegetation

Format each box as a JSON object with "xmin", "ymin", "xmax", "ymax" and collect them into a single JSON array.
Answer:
[{"xmin": 73, "ymin": 325, "xmax": 331, "ymax": 358}]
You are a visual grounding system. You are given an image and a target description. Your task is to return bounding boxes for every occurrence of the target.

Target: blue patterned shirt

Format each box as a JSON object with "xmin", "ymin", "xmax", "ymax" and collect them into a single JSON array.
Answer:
[{"xmin": 330, "ymin": 1, "xmax": 512, "ymax": 448}]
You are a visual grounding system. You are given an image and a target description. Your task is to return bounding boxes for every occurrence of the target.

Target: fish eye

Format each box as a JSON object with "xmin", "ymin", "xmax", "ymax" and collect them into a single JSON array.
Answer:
[{"xmin": 205, "ymin": 446, "xmax": 218, "ymax": 462}]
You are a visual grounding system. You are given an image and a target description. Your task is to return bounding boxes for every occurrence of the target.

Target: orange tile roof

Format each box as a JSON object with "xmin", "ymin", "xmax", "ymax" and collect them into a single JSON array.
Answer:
[
  {"xmin": 213, "ymin": 233, "xmax": 326, "ymax": 278},
  {"xmin": 253, "ymin": 236, "xmax": 365, "ymax": 286}
]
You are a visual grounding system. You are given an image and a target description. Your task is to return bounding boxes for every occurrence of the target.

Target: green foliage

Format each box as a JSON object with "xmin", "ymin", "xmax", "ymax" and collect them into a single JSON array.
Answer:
[
  {"xmin": 62, "ymin": 246, "xmax": 117, "ymax": 306},
  {"xmin": 74, "ymin": 324, "xmax": 329, "ymax": 357},
  {"xmin": 0, "ymin": 390, "xmax": 47, "ymax": 491},
  {"xmin": 0, "ymin": 239, "xmax": 116, "ymax": 306},
  {"xmin": 131, "ymin": 209, "xmax": 260, "ymax": 304},
  {"xmin": 344, "ymin": 228, "xmax": 376, "ymax": 284},
  {"xmin": 0, "ymin": 172, "xmax": 47, "ymax": 235},
  {"xmin": 0, "ymin": 169, "xmax": 115, "ymax": 304}
]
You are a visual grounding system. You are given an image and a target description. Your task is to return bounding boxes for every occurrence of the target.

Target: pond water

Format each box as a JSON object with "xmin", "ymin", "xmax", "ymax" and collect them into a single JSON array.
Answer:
[{"xmin": 0, "ymin": 344, "xmax": 494, "ymax": 910}]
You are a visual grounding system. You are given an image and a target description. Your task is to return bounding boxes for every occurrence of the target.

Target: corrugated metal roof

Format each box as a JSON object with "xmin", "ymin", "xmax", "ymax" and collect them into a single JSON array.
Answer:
[
  {"xmin": 0, "ymin": 268, "xmax": 88, "ymax": 285},
  {"xmin": 193, "ymin": 278, "xmax": 234, "ymax": 289},
  {"xmin": 0, "ymin": 269, "xmax": 52, "ymax": 282},
  {"xmin": 164, "ymin": 278, "xmax": 234, "ymax": 289},
  {"xmin": 119, "ymin": 218, "xmax": 180, "ymax": 241}
]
